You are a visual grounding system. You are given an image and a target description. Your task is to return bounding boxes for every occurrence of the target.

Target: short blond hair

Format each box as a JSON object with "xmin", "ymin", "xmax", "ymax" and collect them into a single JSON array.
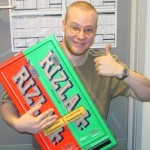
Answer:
[{"xmin": 65, "ymin": 1, "xmax": 98, "ymax": 22}]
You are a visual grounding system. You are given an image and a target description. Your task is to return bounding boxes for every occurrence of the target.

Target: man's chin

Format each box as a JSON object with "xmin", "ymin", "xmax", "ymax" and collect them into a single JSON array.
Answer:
[{"xmin": 71, "ymin": 50, "xmax": 87, "ymax": 56}]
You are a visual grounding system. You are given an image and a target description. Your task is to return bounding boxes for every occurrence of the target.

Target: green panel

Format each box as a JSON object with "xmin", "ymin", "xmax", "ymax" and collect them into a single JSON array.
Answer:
[{"xmin": 23, "ymin": 35, "xmax": 116, "ymax": 149}]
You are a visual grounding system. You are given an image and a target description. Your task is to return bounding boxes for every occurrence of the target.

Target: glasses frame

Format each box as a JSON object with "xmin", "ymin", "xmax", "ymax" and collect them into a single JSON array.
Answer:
[{"xmin": 65, "ymin": 21, "xmax": 97, "ymax": 37}]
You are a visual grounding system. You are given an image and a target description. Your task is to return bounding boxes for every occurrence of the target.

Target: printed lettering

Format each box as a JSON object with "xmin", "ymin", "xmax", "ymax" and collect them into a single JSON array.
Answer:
[
  {"xmin": 63, "ymin": 95, "xmax": 80, "ymax": 112},
  {"xmin": 75, "ymin": 111, "xmax": 90, "ymax": 130},
  {"xmin": 39, "ymin": 51, "xmax": 54, "ymax": 78},
  {"xmin": 57, "ymin": 80, "xmax": 72, "ymax": 101},
  {"xmin": 40, "ymin": 51, "xmax": 90, "ymax": 133},
  {"xmin": 13, "ymin": 65, "xmax": 46, "ymax": 107},
  {"xmin": 51, "ymin": 71, "xmax": 68, "ymax": 91},
  {"xmin": 48, "ymin": 128, "xmax": 64, "ymax": 145},
  {"xmin": 13, "ymin": 66, "xmax": 31, "ymax": 95}
]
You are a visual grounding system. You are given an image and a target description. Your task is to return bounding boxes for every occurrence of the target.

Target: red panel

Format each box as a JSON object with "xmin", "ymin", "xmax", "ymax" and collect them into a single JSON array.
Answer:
[{"xmin": 0, "ymin": 52, "xmax": 80, "ymax": 150}]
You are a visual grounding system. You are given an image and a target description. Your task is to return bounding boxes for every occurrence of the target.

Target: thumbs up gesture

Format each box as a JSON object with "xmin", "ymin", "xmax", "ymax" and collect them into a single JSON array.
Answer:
[{"xmin": 94, "ymin": 44, "xmax": 124, "ymax": 77}]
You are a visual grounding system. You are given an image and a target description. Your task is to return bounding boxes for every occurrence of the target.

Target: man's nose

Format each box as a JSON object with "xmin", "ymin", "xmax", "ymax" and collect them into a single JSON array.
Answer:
[{"xmin": 77, "ymin": 30, "xmax": 86, "ymax": 39}]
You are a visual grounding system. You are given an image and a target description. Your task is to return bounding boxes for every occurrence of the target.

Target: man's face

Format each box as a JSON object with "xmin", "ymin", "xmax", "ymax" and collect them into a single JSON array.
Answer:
[{"xmin": 62, "ymin": 7, "xmax": 97, "ymax": 56}]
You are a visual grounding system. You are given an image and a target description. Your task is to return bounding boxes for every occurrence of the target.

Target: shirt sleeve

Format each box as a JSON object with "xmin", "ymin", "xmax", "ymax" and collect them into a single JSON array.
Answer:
[
  {"xmin": 110, "ymin": 77, "xmax": 133, "ymax": 99},
  {"xmin": 0, "ymin": 90, "xmax": 13, "ymax": 103}
]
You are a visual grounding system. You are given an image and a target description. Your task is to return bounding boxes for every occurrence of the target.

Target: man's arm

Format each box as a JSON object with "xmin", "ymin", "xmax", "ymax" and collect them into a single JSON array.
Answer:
[
  {"xmin": 123, "ymin": 70, "xmax": 150, "ymax": 101},
  {"xmin": 0, "ymin": 101, "xmax": 58, "ymax": 134},
  {"xmin": 94, "ymin": 44, "xmax": 150, "ymax": 101}
]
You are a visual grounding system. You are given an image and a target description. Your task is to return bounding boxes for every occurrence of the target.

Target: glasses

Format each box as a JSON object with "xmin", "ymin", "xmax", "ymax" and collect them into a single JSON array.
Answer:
[{"xmin": 66, "ymin": 22, "xmax": 96, "ymax": 36}]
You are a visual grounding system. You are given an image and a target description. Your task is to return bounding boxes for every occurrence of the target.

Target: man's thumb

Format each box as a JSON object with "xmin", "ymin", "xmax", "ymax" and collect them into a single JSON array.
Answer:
[{"xmin": 105, "ymin": 44, "xmax": 111, "ymax": 55}]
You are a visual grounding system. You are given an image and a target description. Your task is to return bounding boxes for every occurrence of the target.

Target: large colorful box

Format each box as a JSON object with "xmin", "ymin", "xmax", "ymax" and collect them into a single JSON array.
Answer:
[{"xmin": 0, "ymin": 35, "xmax": 117, "ymax": 150}]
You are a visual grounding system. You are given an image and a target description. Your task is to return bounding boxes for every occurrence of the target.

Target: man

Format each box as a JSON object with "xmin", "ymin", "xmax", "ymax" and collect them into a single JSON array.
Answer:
[{"xmin": 0, "ymin": 1, "xmax": 150, "ymax": 149}]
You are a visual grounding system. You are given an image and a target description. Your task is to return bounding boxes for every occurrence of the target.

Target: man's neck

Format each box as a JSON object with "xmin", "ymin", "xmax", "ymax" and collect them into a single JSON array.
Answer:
[{"xmin": 60, "ymin": 42, "xmax": 88, "ymax": 66}]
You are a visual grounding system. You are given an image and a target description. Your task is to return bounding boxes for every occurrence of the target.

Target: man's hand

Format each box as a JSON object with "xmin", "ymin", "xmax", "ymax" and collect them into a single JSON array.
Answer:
[
  {"xmin": 94, "ymin": 44, "xmax": 123, "ymax": 78},
  {"xmin": 14, "ymin": 103, "xmax": 58, "ymax": 134}
]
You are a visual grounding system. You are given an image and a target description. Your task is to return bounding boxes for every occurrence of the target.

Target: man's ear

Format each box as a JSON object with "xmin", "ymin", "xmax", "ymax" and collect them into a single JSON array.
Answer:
[{"xmin": 62, "ymin": 20, "xmax": 66, "ymax": 32}]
